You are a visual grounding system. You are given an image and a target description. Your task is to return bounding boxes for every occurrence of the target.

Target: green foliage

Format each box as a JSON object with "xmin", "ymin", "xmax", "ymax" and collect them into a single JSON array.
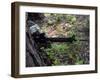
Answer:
[
  {"xmin": 53, "ymin": 59, "xmax": 61, "ymax": 65},
  {"xmin": 65, "ymin": 15, "xmax": 76, "ymax": 24},
  {"xmin": 75, "ymin": 59, "xmax": 84, "ymax": 65},
  {"xmin": 43, "ymin": 40, "xmax": 82, "ymax": 65}
]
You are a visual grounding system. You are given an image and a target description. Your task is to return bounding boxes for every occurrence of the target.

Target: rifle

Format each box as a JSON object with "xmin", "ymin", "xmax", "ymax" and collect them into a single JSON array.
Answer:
[
  {"xmin": 32, "ymin": 32, "xmax": 76, "ymax": 46},
  {"xmin": 31, "ymin": 31, "xmax": 88, "ymax": 49}
]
